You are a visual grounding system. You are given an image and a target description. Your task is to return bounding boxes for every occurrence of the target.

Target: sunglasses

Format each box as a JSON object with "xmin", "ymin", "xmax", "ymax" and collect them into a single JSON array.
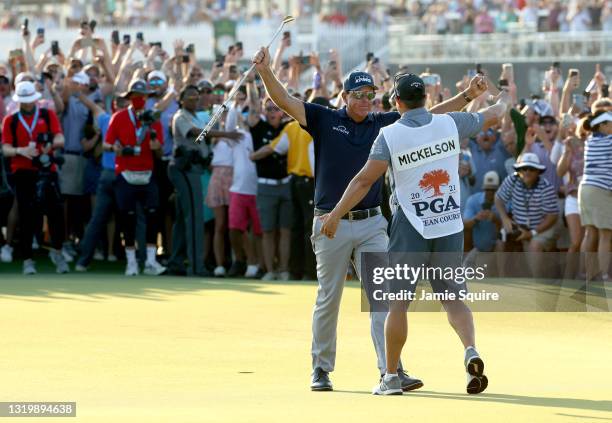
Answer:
[
  {"xmin": 266, "ymin": 106, "xmax": 281, "ymax": 112},
  {"xmin": 200, "ymin": 88, "xmax": 212, "ymax": 94},
  {"xmin": 212, "ymin": 90, "xmax": 225, "ymax": 95},
  {"xmin": 149, "ymin": 79, "xmax": 164, "ymax": 86},
  {"xmin": 519, "ymin": 167, "xmax": 539, "ymax": 173},
  {"xmin": 349, "ymin": 91, "xmax": 376, "ymax": 101}
]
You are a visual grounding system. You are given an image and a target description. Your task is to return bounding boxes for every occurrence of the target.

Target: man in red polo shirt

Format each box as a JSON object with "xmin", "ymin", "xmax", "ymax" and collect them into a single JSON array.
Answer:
[
  {"xmin": 1, "ymin": 81, "xmax": 69, "ymax": 275},
  {"xmin": 104, "ymin": 79, "xmax": 166, "ymax": 276}
]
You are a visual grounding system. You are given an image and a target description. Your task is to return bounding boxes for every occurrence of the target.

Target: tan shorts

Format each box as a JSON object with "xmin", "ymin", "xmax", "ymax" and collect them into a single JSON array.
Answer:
[
  {"xmin": 523, "ymin": 225, "xmax": 558, "ymax": 251},
  {"xmin": 578, "ymin": 184, "xmax": 612, "ymax": 229}
]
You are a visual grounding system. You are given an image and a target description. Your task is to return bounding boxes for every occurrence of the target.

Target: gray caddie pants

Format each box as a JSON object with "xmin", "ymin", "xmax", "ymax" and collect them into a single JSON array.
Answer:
[{"xmin": 311, "ymin": 212, "xmax": 402, "ymax": 374}]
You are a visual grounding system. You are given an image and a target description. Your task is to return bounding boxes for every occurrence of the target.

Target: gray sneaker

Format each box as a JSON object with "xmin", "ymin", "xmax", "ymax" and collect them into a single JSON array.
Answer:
[
  {"xmin": 464, "ymin": 346, "xmax": 484, "ymax": 377},
  {"xmin": 23, "ymin": 259, "xmax": 37, "ymax": 275},
  {"xmin": 373, "ymin": 374, "xmax": 403, "ymax": 395},
  {"xmin": 50, "ymin": 250, "xmax": 70, "ymax": 274},
  {"xmin": 398, "ymin": 370, "xmax": 424, "ymax": 391},
  {"xmin": 465, "ymin": 347, "xmax": 488, "ymax": 394}
]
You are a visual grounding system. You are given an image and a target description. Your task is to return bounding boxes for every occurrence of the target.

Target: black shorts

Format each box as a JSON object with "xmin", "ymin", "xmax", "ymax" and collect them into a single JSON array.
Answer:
[{"xmin": 115, "ymin": 174, "xmax": 159, "ymax": 213}]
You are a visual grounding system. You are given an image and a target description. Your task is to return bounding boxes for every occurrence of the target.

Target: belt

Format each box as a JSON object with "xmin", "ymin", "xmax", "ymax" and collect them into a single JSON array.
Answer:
[
  {"xmin": 314, "ymin": 207, "xmax": 381, "ymax": 221},
  {"xmin": 290, "ymin": 173, "xmax": 314, "ymax": 182},
  {"xmin": 258, "ymin": 176, "xmax": 291, "ymax": 185}
]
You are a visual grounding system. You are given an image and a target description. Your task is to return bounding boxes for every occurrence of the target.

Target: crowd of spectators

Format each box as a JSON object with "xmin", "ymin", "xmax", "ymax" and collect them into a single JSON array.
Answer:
[
  {"xmin": 388, "ymin": 0, "xmax": 612, "ymax": 34},
  {"xmin": 2, "ymin": 1, "xmax": 611, "ymax": 32},
  {"xmin": 0, "ymin": 16, "xmax": 609, "ymax": 282}
]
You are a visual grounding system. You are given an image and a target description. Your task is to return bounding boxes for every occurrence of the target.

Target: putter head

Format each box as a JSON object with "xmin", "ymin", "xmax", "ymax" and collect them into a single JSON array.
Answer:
[{"xmin": 282, "ymin": 15, "xmax": 295, "ymax": 24}]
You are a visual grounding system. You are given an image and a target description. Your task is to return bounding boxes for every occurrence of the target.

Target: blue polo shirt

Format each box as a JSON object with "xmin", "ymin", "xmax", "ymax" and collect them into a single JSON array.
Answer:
[
  {"xmin": 469, "ymin": 136, "xmax": 511, "ymax": 193},
  {"xmin": 464, "ymin": 191, "xmax": 499, "ymax": 252},
  {"xmin": 302, "ymin": 103, "xmax": 399, "ymax": 210}
]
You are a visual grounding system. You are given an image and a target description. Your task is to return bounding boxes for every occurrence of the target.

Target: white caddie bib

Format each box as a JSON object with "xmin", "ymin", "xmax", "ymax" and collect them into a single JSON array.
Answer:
[{"xmin": 382, "ymin": 114, "xmax": 463, "ymax": 239}]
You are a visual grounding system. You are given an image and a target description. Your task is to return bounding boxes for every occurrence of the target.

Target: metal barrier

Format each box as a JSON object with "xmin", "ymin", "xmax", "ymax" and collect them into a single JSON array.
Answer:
[{"xmin": 388, "ymin": 27, "xmax": 612, "ymax": 65}]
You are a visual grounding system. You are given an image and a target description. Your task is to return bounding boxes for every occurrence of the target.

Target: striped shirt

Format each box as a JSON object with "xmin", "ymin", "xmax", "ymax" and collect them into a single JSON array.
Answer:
[
  {"xmin": 581, "ymin": 133, "xmax": 612, "ymax": 191},
  {"xmin": 496, "ymin": 174, "xmax": 559, "ymax": 229}
]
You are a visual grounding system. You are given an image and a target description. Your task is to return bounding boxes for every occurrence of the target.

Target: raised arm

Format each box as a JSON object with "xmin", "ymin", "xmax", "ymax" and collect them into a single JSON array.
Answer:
[
  {"xmin": 430, "ymin": 75, "xmax": 487, "ymax": 114},
  {"xmin": 253, "ymin": 47, "xmax": 306, "ymax": 127},
  {"xmin": 246, "ymin": 73, "xmax": 261, "ymax": 127}
]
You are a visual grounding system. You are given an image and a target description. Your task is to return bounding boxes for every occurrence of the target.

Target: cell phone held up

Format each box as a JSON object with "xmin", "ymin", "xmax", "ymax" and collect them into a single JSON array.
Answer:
[
  {"xmin": 283, "ymin": 31, "xmax": 291, "ymax": 46},
  {"xmin": 123, "ymin": 34, "xmax": 131, "ymax": 45},
  {"xmin": 111, "ymin": 30, "xmax": 120, "ymax": 45},
  {"xmin": 51, "ymin": 40, "xmax": 60, "ymax": 56}
]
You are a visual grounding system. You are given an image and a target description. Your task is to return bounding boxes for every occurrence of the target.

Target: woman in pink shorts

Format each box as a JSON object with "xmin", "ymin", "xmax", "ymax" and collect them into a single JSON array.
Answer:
[{"xmin": 206, "ymin": 139, "xmax": 233, "ymax": 276}]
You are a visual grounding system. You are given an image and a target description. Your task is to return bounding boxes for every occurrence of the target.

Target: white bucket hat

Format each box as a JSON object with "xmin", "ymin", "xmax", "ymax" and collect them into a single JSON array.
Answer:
[
  {"xmin": 514, "ymin": 152, "xmax": 546, "ymax": 171},
  {"xmin": 12, "ymin": 81, "xmax": 42, "ymax": 103}
]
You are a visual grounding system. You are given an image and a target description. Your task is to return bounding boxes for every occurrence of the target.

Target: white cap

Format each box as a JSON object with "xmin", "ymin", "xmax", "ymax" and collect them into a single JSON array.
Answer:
[
  {"xmin": 514, "ymin": 152, "xmax": 546, "ymax": 171},
  {"xmin": 591, "ymin": 111, "xmax": 612, "ymax": 127},
  {"xmin": 482, "ymin": 171, "xmax": 500, "ymax": 189},
  {"xmin": 72, "ymin": 71, "xmax": 90, "ymax": 86},
  {"xmin": 147, "ymin": 70, "xmax": 167, "ymax": 82},
  {"xmin": 12, "ymin": 81, "xmax": 42, "ymax": 103},
  {"xmin": 14, "ymin": 72, "xmax": 35, "ymax": 85}
]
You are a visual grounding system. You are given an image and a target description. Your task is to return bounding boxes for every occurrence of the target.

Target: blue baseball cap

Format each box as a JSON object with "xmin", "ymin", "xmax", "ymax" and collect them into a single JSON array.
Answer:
[{"xmin": 343, "ymin": 71, "xmax": 378, "ymax": 91}]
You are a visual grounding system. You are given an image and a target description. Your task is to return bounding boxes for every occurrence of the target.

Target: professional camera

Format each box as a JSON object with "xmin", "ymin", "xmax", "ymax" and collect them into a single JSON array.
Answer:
[
  {"xmin": 175, "ymin": 145, "xmax": 210, "ymax": 171},
  {"xmin": 32, "ymin": 132, "xmax": 64, "ymax": 170},
  {"xmin": 121, "ymin": 145, "xmax": 140, "ymax": 156},
  {"xmin": 137, "ymin": 109, "xmax": 161, "ymax": 127},
  {"xmin": 500, "ymin": 223, "xmax": 529, "ymax": 243}
]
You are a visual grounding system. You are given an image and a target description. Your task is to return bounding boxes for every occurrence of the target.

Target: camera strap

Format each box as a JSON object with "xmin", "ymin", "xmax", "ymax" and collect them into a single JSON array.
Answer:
[
  {"xmin": 17, "ymin": 106, "xmax": 39, "ymax": 141},
  {"xmin": 127, "ymin": 107, "xmax": 148, "ymax": 147},
  {"xmin": 12, "ymin": 107, "xmax": 50, "ymax": 148}
]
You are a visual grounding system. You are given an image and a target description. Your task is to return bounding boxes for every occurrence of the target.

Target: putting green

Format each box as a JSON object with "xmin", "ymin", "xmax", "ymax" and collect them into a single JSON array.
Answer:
[{"xmin": 0, "ymin": 273, "xmax": 610, "ymax": 422}]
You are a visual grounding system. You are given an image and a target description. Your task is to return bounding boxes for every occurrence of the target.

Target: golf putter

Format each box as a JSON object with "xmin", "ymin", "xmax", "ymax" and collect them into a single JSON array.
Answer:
[{"xmin": 195, "ymin": 15, "xmax": 296, "ymax": 144}]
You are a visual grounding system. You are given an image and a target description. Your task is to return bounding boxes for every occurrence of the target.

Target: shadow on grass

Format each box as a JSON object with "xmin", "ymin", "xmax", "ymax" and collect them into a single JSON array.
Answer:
[
  {"xmin": 333, "ymin": 389, "xmax": 612, "ymax": 413},
  {"xmin": 0, "ymin": 260, "xmax": 331, "ymax": 302}
]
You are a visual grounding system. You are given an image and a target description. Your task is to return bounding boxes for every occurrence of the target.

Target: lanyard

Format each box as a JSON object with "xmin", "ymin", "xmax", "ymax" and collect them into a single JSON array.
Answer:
[
  {"xmin": 127, "ymin": 107, "xmax": 146, "ymax": 145},
  {"xmin": 17, "ymin": 107, "xmax": 40, "ymax": 141}
]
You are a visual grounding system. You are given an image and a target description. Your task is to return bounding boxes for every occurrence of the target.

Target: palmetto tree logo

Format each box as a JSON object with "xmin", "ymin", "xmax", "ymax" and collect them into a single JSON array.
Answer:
[{"xmin": 419, "ymin": 169, "xmax": 450, "ymax": 197}]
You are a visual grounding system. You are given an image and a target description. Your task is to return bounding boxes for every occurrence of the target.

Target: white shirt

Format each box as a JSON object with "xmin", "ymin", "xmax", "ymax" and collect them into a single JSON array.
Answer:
[
  {"xmin": 211, "ymin": 140, "xmax": 233, "ymax": 167},
  {"xmin": 229, "ymin": 129, "xmax": 258, "ymax": 195}
]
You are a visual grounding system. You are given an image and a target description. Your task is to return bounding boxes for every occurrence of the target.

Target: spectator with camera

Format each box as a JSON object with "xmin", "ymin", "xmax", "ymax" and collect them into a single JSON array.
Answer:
[
  {"xmin": 464, "ymin": 171, "xmax": 502, "ymax": 253},
  {"xmin": 104, "ymin": 79, "xmax": 166, "ymax": 276},
  {"xmin": 495, "ymin": 153, "xmax": 559, "ymax": 253},
  {"xmin": 74, "ymin": 94, "xmax": 126, "ymax": 271},
  {"xmin": 1, "ymin": 81, "xmax": 69, "ymax": 274},
  {"xmin": 166, "ymin": 84, "xmax": 212, "ymax": 277}
]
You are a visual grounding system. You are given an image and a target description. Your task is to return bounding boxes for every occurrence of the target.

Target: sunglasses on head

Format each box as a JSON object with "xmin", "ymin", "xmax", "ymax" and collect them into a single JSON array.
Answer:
[{"xmin": 349, "ymin": 91, "xmax": 376, "ymax": 101}]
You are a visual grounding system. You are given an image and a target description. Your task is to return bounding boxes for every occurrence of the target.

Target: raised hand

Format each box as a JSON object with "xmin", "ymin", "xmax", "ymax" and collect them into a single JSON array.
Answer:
[
  {"xmin": 466, "ymin": 75, "xmax": 487, "ymax": 99},
  {"xmin": 252, "ymin": 47, "xmax": 271, "ymax": 71}
]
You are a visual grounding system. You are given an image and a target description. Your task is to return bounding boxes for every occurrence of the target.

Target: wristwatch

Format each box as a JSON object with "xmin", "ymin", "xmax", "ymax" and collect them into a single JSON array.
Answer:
[
  {"xmin": 462, "ymin": 91, "xmax": 473, "ymax": 103},
  {"xmin": 530, "ymin": 229, "xmax": 538, "ymax": 237}
]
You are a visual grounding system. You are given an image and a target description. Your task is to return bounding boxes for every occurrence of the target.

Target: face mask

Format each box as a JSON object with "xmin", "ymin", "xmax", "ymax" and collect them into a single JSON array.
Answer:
[{"xmin": 131, "ymin": 96, "xmax": 146, "ymax": 110}]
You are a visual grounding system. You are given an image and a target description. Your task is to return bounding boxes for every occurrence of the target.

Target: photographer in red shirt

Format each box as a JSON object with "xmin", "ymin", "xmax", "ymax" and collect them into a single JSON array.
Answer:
[
  {"xmin": 104, "ymin": 80, "xmax": 166, "ymax": 276},
  {"xmin": 1, "ymin": 81, "xmax": 69, "ymax": 275}
]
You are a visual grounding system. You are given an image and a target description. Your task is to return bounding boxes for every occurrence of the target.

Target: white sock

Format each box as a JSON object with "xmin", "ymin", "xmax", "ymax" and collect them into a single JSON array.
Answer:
[
  {"xmin": 384, "ymin": 373, "xmax": 398, "ymax": 380},
  {"xmin": 146, "ymin": 246, "xmax": 157, "ymax": 263},
  {"xmin": 465, "ymin": 346, "xmax": 478, "ymax": 357},
  {"xmin": 126, "ymin": 249, "xmax": 136, "ymax": 264}
]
